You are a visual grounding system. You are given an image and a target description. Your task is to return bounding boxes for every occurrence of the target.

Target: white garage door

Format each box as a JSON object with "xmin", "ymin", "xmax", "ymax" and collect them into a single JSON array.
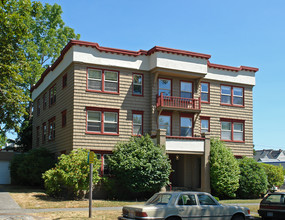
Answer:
[{"xmin": 0, "ymin": 161, "xmax": 11, "ymax": 184}]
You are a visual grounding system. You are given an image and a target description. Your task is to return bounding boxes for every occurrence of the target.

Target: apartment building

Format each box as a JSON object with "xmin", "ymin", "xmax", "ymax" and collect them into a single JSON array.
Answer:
[{"xmin": 31, "ymin": 40, "xmax": 258, "ymax": 192}]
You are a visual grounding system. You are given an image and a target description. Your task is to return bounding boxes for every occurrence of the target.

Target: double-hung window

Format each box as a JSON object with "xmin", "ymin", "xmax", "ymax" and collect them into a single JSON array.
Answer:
[
  {"xmin": 62, "ymin": 73, "xmax": 67, "ymax": 88},
  {"xmin": 201, "ymin": 82, "xmax": 210, "ymax": 103},
  {"xmin": 48, "ymin": 117, "xmax": 56, "ymax": 141},
  {"xmin": 200, "ymin": 117, "xmax": 210, "ymax": 134},
  {"xmin": 42, "ymin": 123, "xmax": 47, "ymax": 144},
  {"xmin": 132, "ymin": 73, "xmax": 143, "ymax": 96},
  {"xmin": 180, "ymin": 114, "xmax": 193, "ymax": 137},
  {"xmin": 132, "ymin": 111, "xmax": 143, "ymax": 135},
  {"xmin": 158, "ymin": 114, "xmax": 171, "ymax": 136},
  {"xmin": 37, "ymin": 99, "xmax": 40, "ymax": 116},
  {"xmin": 43, "ymin": 92, "xmax": 47, "ymax": 110},
  {"xmin": 221, "ymin": 119, "xmax": 244, "ymax": 142},
  {"xmin": 158, "ymin": 78, "xmax": 171, "ymax": 96},
  {"xmin": 49, "ymin": 84, "xmax": 56, "ymax": 106},
  {"xmin": 180, "ymin": 81, "xmax": 192, "ymax": 99},
  {"xmin": 86, "ymin": 107, "xmax": 119, "ymax": 135},
  {"xmin": 96, "ymin": 153, "xmax": 112, "ymax": 175},
  {"xmin": 221, "ymin": 85, "xmax": 244, "ymax": 106},
  {"xmin": 61, "ymin": 110, "xmax": 67, "ymax": 128},
  {"xmin": 87, "ymin": 68, "xmax": 119, "ymax": 93}
]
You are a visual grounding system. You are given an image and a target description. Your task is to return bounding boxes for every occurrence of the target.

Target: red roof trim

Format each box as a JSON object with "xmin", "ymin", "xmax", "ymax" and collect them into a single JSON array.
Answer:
[{"xmin": 31, "ymin": 40, "xmax": 258, "ymax": 92}]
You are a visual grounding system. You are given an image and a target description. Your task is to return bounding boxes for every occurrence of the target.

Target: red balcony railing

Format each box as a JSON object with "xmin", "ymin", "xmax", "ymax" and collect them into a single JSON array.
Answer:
[{"xmin": 156, "ymin": 93, "xmax": 201, "ymax": 111}]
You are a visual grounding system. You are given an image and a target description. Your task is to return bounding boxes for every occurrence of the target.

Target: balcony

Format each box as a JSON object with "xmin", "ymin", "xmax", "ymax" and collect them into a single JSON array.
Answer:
[{"xmin": 156, "ymin": 93, "xmax": 201, "ymax": 112}]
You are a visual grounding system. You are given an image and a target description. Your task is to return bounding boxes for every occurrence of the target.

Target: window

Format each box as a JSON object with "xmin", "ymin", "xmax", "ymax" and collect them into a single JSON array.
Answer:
[
  {"xmin": 87, "ymin": 68, "xmax": 119, "ymax": 93},
  {"xmin": 96, "ymin": 153, "xmax": 112, "ymax": 176},
  {"xmin": 37, "ymin": 99, "xmax": 40, "ymax": 116},
  {"xmin": 42, "ymin": 122, "xmax": 47, "ymax": 144},
  {"xmin": 132, "ymin": 111, "xmax": 143, "ymax": 135},
  {"xmin": 221, "ymin": 119, "xmax": 244, "ymax": 142},
  {"xmin": 180, "ymin": 114, "xmax": 193, "ymax": 137},
  {"xmin": 178, "ymin": 194, "xmax": 197, "ymax": 206},
  {"xmin": 43, "ymin": 92, "xmax": 47, "ymax": 110},
  {"xmin": 36, "ymin": 126, "xmax": 40, "ymax": 147},
  {"xmin": 49, "ymin": 84, "xmax": 56, "ymax": 106},
  {"xmin": 221, "ymin": 85, "xmax": 244, "ymax": 106},
  {"xmin": 86, "ymin": 107, "xmax": 119, "ymax": 135},
  {"xmin": 180, "ymin": 81, "xmax": 192, "ymax": 98},
  {"xmin": 201, "ymin": 82, "xmax": 209, "ymax": 103},
  {"xmin": 158, "ymin": 114, "xmax": 171, "ymax": 136},
  {"xmin": 132, "ymin": 73, "xmax": 143, "ymax": 96},
  {"xmin": 197, "ymin": 194, "xmax": 217, "ymax": 206},
  {"xmin": 158, "ymin": 78, "xmax": 171, "ymax": 96},
  {"xmin": 201, "ymin": 117, "xmax": 210, "ymax": 134},
  {"xmin": 48, "ymin": 117, "xmax": 56, "ymax": 141},
  {"xmin": 61, "ymin": 110, "xmax": 67, "ymax": 128},
  {"xmin": 62, "ymin": 73, "xmax": 67, "ymax": 88}
]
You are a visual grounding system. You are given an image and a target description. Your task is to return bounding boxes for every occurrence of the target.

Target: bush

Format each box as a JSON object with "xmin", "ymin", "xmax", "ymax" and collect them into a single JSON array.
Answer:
[
  {"xmin": 107, "ymin": 135, "xmax": 172, "ymax": 199},
  {"xmin": 209, "ymin": 138, "xmax": 240, "ymax": 199},
  {"xmin": 42, "ymin": 148, "xmax": 101, "ymax": 199},
  {"xmin": 238, "ymin": 157, "xmax": 268, "ymax": 199},
  {"xmin": 10, "ymin": 148, "xmax": 56, "ymax": 186},
  {"xmin": 261, "ymin": 164, "xmax": 284, "ymax": 188}
]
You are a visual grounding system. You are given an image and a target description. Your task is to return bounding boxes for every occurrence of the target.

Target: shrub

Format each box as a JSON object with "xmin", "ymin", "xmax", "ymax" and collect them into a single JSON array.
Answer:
[
  {"xmin": 261, "ymin": 164, "xmax": 284, "ymax": 189},
  {"xmin": 42, "ymin": 148, "xmax": 101, "ymax": 199},
  {"xmin": 238, "ymin": 157, "xmax": 268, "ymax": 199},
  {"xmin": 10, "ymin": 147, "xmax": 56, "ymax": 186},
  {"xmin": 107, "ymin": 135, "xmax": 172, "ymax": 199},
  {"xmin": 209, "ymin": 138, "xmax": 240, "ymax": 199}
]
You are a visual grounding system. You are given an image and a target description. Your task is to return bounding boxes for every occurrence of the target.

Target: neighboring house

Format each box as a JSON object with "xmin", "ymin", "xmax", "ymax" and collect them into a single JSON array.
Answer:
[
  {"xmin": 254, "ymin": 149, "xmax": 285, "ymax": 168},
  {"xmin": 31, "ymin": 40, "xmax": 258, "ymax": 193}
]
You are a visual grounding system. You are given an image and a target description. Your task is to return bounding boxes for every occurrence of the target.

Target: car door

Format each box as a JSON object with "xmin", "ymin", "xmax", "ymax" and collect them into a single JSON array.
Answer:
[
  {"xmin": 197, "ymin": 194, "xmax": 231, "ymax": 220},
  {"xmin": 176, "ymin": 194, "xmax": 202, "ymax": 219}
]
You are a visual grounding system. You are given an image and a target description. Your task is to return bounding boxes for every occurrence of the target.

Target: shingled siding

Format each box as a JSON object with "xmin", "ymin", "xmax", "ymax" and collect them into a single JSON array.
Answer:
[
  {"xmin": 72, "ymin": 63, "xmax": 152, "ymax": 151},
  {"xmin": 199, "ymin": 80, "xmax": 254, "ymax": 157},
  {"xmin": 32, "ymin": 65, "xmax": 74, "ymax": 154}
]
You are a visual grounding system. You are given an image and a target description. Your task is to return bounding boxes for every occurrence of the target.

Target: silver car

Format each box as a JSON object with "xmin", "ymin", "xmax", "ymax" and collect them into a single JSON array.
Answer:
[{"xmin": 118, "ymin": 191, "xmax": 253, "ymax": 220}]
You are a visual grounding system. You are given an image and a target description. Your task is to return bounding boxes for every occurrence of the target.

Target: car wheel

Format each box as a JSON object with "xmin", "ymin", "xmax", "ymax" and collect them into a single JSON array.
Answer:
[
  {"xmin": 231, "ymin": 214, "xmax": 244, "ymax": 220},
  {"xmin": 166, "ymin": 217, "xmax": 181, "ymax": 220}
]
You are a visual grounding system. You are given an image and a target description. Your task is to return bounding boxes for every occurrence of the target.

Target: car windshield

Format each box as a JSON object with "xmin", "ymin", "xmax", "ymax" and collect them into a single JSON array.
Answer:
[
  {"xmin": 264, "ymin": 194, "xmax": 285, "ymax": 204},
  {"xmin": 145, "ymin": 193, "xmax": 172, "ymax": 205}
]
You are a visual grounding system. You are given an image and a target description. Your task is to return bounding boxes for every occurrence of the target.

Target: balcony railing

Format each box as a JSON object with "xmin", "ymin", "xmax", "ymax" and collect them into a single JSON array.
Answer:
[{"xmin": 156, "ymin": 93, "xmax": 201, "ymax": 112}]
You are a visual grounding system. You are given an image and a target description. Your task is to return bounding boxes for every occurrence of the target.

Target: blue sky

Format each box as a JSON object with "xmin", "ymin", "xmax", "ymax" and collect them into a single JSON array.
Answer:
[{"xmin": 12, "ymin": 0, "xmax": 284, "ymax": 150}]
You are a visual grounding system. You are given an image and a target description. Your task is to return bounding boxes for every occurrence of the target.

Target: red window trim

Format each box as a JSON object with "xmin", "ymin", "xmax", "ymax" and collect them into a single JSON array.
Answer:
[
  {"xmin": 42, "ymin": 122, "xmax": 46, "ymax": 144},
  {"xmin": 180, "ymin": 80, "xmax": 194, "ymax": 99},
  {"xmin": 36, "ymin": 126, "xmax": 40, "ymax": 147},
  {"xmin": 200, "ymin": 116, "xmax": 210, "ymax": 133},
  {"xmin": 86, "ymin": 106, "xmax": 120, "ymax": 135},
  {"xmin": 201, "ymin": 82, "xmax": 210, "ymax": 104},
  {"xmin": 159, "ymin": 111, "xmax": 172, "ymax": 136},
  {"xmin": 86, "ymin": 67, "xmax": 120, "ymax": 94},
  {"xmin": 132, "ymin": 73, "xmax": 144, "ymax": 97},
  {"xmin": 220, "ymin": 118, "xmax": 245, "ymax": 143},
  {"xmin": 92, "ymin": 150, "xmax": 112, "ymax": 176},
  {"xmin": 158, "ymin": 77, "xmax": 172, "ymax": 96},
  {"xmin": 48, "ymin": 116, "xmax": 56, "ymax": 141},
  {"xmin": 179, "ymin": 112, "xmax": 194, "ymax": 137},
  {"xmin": 132, "ymin": 110, "xmax": 144, "ymax": 136},
  {"xmin": 62, "ymin": 73, "xmax": 67, "ymax": 89},
  {"xmin": 49, "ymin": 84, "xmax": 56, "ymax": 107},
  {"xmin": 220, "ymin": 84, "xmax": 244, "ymax": 107},
  {"xmin": 61, "ymin": 110, "xmax": 67, "ymax": 128}
]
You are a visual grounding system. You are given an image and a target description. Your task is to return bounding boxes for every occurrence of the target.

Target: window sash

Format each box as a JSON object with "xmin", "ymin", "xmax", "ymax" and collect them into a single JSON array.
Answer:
[
  {"xmin": 201, "ymin": 83, "xmax": 209, "ymax": 102},
  {"xmin": 180, "ymin": 117, "xmax": 192, "ymax": 137},
  {"xmin": 104, "ymin": 112, "xmax": 118, "ymax": 133},
  {"xmin": 201, "ymin": 119, "xmax": 209, "ymax": 133},
  {"xmin": 159, "ymin": 115, "xmax": 171, "ymax": 135},
  {"xmin": 221, "ymin": 121, "xmax": 231, "ymax": 140},
  {"xmin": 133, "ymin": 114, "xmax": 142, "ymax": 135},
  {"xmin": 104, "ymin": 71, "xmax": 118, "ymax": 92},
  {"xmin": 159, "ymin": 79, "xmax": 171, "ymax": 96},
  {"xmin": 180, "ymin": 82, "xmax": 192, "ymax": 99},
  {"xmin": 133, "ymin": 74, "xmax": 142, "ymax": 95}
]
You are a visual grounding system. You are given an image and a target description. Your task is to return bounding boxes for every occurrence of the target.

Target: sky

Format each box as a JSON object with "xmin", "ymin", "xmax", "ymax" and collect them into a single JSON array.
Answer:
[{"xmin": 10, "ymin": 0, "xmax": 285, "ymax": 150}]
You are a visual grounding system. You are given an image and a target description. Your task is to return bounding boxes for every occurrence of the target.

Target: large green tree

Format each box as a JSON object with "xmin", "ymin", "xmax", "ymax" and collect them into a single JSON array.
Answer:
[{"xmin": 0, "ymin": 0, "xmax": 79, "ymax": 136}]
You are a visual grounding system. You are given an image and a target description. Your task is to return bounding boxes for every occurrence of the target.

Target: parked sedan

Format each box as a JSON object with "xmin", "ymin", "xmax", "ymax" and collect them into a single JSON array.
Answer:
[
  {"xmin": 118, "ymin": 191, "xmax": 253, "ymax": 220},
  {"xmin": 258, "ymin": 192, "xmax": 285, "ymax": 219}
]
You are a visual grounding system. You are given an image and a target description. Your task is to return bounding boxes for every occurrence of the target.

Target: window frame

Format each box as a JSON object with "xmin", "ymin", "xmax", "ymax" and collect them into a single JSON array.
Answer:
[
  {"xmin": 158, "ymin": 78, "xmax": 172, "ymax": 97},
  {"xmin": 42, "ymin": 122, "xmax": 47, "ymax": 144},
  {"xmin": 86, "ymin": 67, "xmax": 120, "ymax": 94},
  {"xmin": 132, "ymin": 73, "xmax": 144, "ymax": 96},
  {"xmin": 200, "ymin": 116, "xmax": 210, "ymax": 134},
  {"xmin": 158, "ymin": 111, "xmax": 172, "ymax": 136},
  {"xmin": 49, "ymin": 84, "xmax": 56, "ymax": 107},
  {"xmin": 86, "ymin": 107, "xmax": 119, "ymax": 135},
  {"xmin": 37, "ymin": 99, "xmax": 40, "ymax": 116},
  {"xmin": 221, "ymin": 85, "xmax": 244, "ymax": 107},
  {"xmin": 220, "ymin": 118, "xmax": 245, "ymax": 142},
  {"xmin": 132, "ymin": 110, "xmax": 143, "ymax": 136},
  {"xmin": 180, "ymin": 80, "xmax": 193, "ymax": 99},
  {"xmin": 179, "ymin": 113, "xmax": 194, "ymax": 137},
  {"xmin": 94, "ymin": 151, "xmax": 112, "ymax": 176},
  {"xmin": 201, "ymin": 82, "xmax": 210, "ymax": 104},
  {"xmin": 43, "ymin": 92, "xmax": 47, "ymax": 110},
  {"xmin": 62, "ymin": 73, "xmax": 67, "ymax": 89},
  {"xmin": 61, "ymin": 110, "xmax": 67, "ymax": 128},
  {"xmin": 48, "ymin": 117, "xmax": 56, "ymax": 141},
  {"xmin": 36, "ymin": 126, "xmax": 40, "ymax": 147}
]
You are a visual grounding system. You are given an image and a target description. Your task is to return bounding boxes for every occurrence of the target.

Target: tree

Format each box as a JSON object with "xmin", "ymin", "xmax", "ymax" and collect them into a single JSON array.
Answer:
[
  {"xmin": 107, "ymin": 135, "xmax": 172, "ymax": 199},
  {"xmin": 238, "ymin": 157, "xmax": 268, "ymax": 199},
  {"xmin": 261, "ymin": 163, "xmax": 284, "ymax": 189},
  {"xmin": 0, "ymin": 132, "xmax": 7, "ymax": 149},
  {"xmin": 43, "ymin": 149, "xmax": 101, "ymax": 199},
  {"xmin": 209, "ymin": 138, "xmax": 240, "ymax": 199}
]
